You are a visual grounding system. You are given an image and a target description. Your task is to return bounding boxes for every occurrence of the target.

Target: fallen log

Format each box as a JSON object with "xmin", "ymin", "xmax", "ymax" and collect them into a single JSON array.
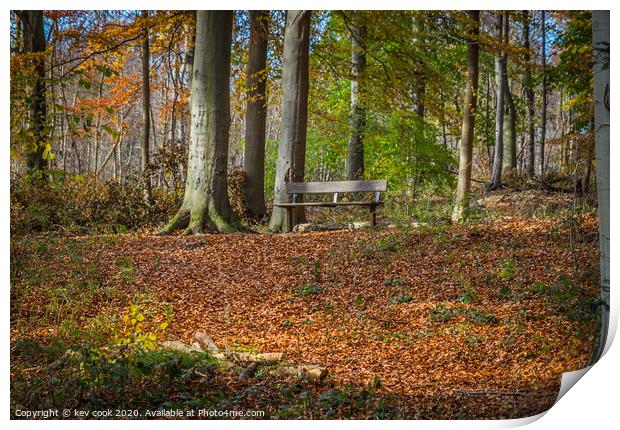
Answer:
[
  {"xmin": 270, "ymin": 364, "xmax": 328, "ymax": 382},
  {"xmin": 194, "ymin": 331, "xmax": 220, "ymax": 351},
  {"xmin": 212, "ymin": 350, "xmax": 284, "ymax": 363},
  {"xmin": 162, "ymin": 339, "xmax": 283, "ymax": 363},
  {"xmin": 161, "ymin": 340, "xmax": 202, "ymax": 353}
]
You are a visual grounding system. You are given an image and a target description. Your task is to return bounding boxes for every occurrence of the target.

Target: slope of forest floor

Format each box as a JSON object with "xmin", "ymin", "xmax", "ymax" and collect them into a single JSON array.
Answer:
[{"xmin": 10, "ymin": 189, "xmax": 600, "ymax": 419}]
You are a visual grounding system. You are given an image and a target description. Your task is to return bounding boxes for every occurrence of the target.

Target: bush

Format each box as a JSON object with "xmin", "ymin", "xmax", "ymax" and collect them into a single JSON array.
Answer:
[{"xmin": 10, "ymin": 172, "xmax": 179, "ymax": 235}]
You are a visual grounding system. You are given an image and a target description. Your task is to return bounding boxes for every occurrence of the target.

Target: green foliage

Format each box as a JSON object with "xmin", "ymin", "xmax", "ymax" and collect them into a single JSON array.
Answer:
[
  {"xmin": 498, "ymin": 259, "xmax": 515, "ymax": 281},
  {"xmin": 428, "ymin": 302, "xmax": 461, "ymax": 323},
  {"xmin": 388, "ymin": 294, "xmax": 415, "ymax": 304},
  {"xmin": 114, "ymin": 256, "xmax": 135, "ymax": 284},
  {"xmin": 457, "ymin": 275, "xmax": 479, "ymax": 304},
  {"xmin": 465, "ymin": 308, "xmax": 498, "ymax": 325},
  {"xmin": 297, "ymin": 282, "xmax": 322, "ymax": 297},
  {"xmin": 531, "ymin": 276, "xmax": 599, "ymax": 322}
]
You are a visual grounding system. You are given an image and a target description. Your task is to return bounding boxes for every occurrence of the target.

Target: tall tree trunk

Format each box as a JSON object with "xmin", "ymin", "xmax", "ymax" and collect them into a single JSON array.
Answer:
[
  {"xmin": 540, "ymin": 10, "xmax": 547, "ymax": 176},
  {"xmin": 501, "ymin": 13, "xmax": 516, "ymax": 174},
  {"xmin": 485, "ymin": 71, "xmax": 492, "ymax": 172},
  {"xmin": 141, "ymin": 10, "xmax": 153, "ymax": 203},
  {"xmin": 21, "ymin": 10, "xmax": 47, "ymax": 175},
  {"xmin": 490, "ymin": 13, "xmax": 506, "ymax": 189},
  {"xmin": 159, "ymin": 10, "xmax": 237, "ymax": 235},
  {"xmin": 590, "ymin": 10, "xmax": 610, "ymax": 364},
  {"xmin": 502, "ymin": 78, "xmax": 517, "ymax": 173},
  {"xmin": 523, "ymin": 10, "xmax": 536, "ymax": 178},
  {"xmin": 347, "ymin": 22, "xmax": 366, "ymax": 180},
  {"xmin": 452, "ymin": 11, "xmax": 480, "ymax": 222},
  {"xmin": 178, "ymin": 17, "xmax": 195, "ymax": 149},
  {"xmin": 243, "ymin": 10, "xmax": 269, "ymax": 218},
  {"xmin": 269, "ymin": 11, "xmax": 311, "ymax": 233}
]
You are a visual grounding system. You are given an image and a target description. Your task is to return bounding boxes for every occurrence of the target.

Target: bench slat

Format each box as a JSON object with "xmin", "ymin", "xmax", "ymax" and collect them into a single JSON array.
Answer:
[{"xmin": 286, "ymin": 180, "xmax": 387, "ymax": 194}]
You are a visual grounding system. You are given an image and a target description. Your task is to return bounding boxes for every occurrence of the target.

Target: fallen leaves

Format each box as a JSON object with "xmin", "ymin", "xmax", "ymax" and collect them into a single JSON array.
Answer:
[{"xmin": 10, "ymin": 212, "xmax": 600, "ymax": 418}]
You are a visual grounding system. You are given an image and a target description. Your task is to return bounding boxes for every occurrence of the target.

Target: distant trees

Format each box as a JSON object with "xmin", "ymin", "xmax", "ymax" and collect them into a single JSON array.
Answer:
[
  {"xmin": 160, "ymin": 11, "xmax": 237, "ymax": 234},
  {"xmin": 269, "ymin": 11, "xmax": 311, "ymax": 233},
  {"xmin": 8, "ymin": 10, "xmax": 600, "ymax": 233},
  {"xmin": 452, "ymin": 11, "xmax": 480, "ymax": 222},
  {"xmin": 243, "ymin": 11, "xmax": 270, "ymax": 218}
]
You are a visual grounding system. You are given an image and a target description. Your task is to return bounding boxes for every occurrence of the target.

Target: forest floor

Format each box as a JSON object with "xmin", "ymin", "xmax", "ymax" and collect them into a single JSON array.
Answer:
[{"xmin": 10, "ymin": 189, "xmax": 601, "ymax": 419}]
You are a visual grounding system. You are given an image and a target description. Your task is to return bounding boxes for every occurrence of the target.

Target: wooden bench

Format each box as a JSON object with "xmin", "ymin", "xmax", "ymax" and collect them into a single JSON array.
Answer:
[{"xmin": 274, "ymin": 180, "xmax": 388, "ymax": 232}]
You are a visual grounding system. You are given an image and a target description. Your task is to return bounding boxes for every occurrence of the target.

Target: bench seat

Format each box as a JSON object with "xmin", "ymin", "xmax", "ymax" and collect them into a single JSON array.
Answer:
[
  {"xmin": 273, "ymin": 179, "xmax": 387, "ymax": 232},
  {"xmin": 274, "ymin": 201, "xmax": 385, "ymax": 207}
]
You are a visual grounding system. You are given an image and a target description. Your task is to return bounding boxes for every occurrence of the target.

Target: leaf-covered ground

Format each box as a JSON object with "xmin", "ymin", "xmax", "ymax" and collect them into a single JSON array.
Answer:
[{"xmin": 11, "ymin": 209, "xmax": 600, "ymax": 419}]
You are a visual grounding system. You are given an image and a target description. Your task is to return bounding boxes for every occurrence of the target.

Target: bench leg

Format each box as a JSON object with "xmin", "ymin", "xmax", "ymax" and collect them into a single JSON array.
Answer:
[
  {"xmin": 286, "ymin": 207, "xmax": 293, "ymax": 233},
  {"xmin": 369, "ymin": 204, "xmax": 377, "ymax": 227}
]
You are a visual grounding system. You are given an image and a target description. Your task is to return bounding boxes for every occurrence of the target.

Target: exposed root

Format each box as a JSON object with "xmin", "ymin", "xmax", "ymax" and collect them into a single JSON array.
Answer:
[{"xmin": 157, "ymin": 209, "xmax": 189, "ymax": 235}]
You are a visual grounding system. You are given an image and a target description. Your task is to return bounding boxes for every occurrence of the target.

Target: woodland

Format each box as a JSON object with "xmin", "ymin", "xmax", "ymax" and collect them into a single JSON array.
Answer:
[{"xmin": 9, "ymin": 10, "xmax": 610, "ymax": 420}]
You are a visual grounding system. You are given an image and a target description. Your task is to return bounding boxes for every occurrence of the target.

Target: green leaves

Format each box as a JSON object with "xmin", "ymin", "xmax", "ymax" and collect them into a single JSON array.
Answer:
[{"xmin": 78, "ymin": 78, "xmax": 92, "ymax": 90}]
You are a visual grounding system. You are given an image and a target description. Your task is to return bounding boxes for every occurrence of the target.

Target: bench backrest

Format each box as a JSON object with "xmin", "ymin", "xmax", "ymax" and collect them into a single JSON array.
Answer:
[{"xmin": 285, "ymin": 180, "xmax": 387, "ymax": 194}]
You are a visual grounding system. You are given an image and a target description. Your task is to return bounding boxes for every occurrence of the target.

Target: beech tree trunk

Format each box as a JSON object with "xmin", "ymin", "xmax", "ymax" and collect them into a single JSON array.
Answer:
[
  {"xmin": 243, "ymin": 10, "xmax": 269, "ymax": 218},
  {"xmin": 489, "ymin": 13, "xmax": 506, "ymax": 189},
  {"xmin": 452, "ymin": 11, "xmax": 480, "ymax": 222},
  {"xmin": 501, "ymin": 14, "xmax": 516, "ymax": 174},
  {"xmin": 347, "ymin": 22, "xmax": 366, "ymax": 180},
  {"xmin": 502, "ymin": 79, "xmax": 517, "ymax": 173},
  {"xmin": 590, "ymin": 10, "xmax": 609, "ymax": 364},
  {"xmin": 159, "ymin": 10, "xmax": 237, "ymax": 235},
  {"xmin": 21, "ymin": 10, "xmax": 47, "ymax": 174},
  {"xmin": 269, "ymin": 11, "xmax": 311, "ymax": 233},
  {"xmin": 141, "ymin": 10, "xmax": 153, "ymax": 203},
  {"xmin": 540, "ymin": 10, "xmax": 547, "ymax": 176},
  {"xmin": 523, "ymin": 11, "xmax": 536, "ymax": 178}
]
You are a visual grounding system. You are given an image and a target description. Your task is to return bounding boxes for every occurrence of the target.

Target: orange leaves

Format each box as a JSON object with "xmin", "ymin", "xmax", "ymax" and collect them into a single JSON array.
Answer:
[{"xmin": 11, "ymin": 209, "xmax": 599, "ymax": 418}]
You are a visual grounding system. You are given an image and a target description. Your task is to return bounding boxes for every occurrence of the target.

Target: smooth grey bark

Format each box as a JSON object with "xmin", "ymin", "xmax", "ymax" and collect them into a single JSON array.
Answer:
[
  {"xmin": 590, "ymin": 10, "xmax": 610, "ymax": 364},
  {"xmin": 452, "ymin": 11, "xmax": 480, "ymax": 222},
  {"xmin": 159, "ymin": 10, "xmax": 237, "ymax": 235},
  {"xmin": 540, "ymin": 10, "xmax": 547, "ymax": 176},
  {"xmin": 523, "ymin": 10, "xmax": 536, "ymax": 177},
  {"xmin": 502, "ymin": 78, "xmax": 517, "ymax": 173},
  {"xmin": 269, "ymin": 11, "xmax": 311, "ymax": 233},
  {"xmin": 141, "ymin": 10, "xmax": 153, "ymax": 203},
  {"xmin": 490, "ymin": 13, "xmax": 506, "ymax": 189},
  {"xmin": 347, "ymin": 22, "xmax": 366, "ymax": 180},
  {"xmin": 21, "ymin": 10, "xmax": 47, "ymax": 174},
  {"xmin": 501, "ymin": 13, "xmax": 516, "ymax": 173},
  {"xmin": 243, "ymin": 10, "xmax": 269, "ymax": 218},
  {"xmin": 178, "ymin": 16, "xmax": 195, "ymax": 147}
]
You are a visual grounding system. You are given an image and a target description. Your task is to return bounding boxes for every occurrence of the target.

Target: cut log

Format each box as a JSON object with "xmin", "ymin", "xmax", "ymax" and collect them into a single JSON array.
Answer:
[
  {"xmin": 271, "ymin": 364, "xmax": 328, "ymax": 381},
  {"xmin": 194, "ymin": 331, "xmax": 220, "ymax": 351},
  {"xmin": 239, "ymin": 362, "xmax": 260, "ymax": 381},
  {"xmin": 161, "ymin": 340, "xmax": 202, "ymax": 353},
  {"xmin": 212, "ymin": 351, "xmax": 284, "ymax": 363}
]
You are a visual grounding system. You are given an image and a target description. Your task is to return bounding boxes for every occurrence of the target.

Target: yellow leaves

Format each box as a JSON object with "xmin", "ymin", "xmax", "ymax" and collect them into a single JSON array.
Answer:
[{"xmin": 115, "ymin": 302, "xmax": 171, "ymax": 352}]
